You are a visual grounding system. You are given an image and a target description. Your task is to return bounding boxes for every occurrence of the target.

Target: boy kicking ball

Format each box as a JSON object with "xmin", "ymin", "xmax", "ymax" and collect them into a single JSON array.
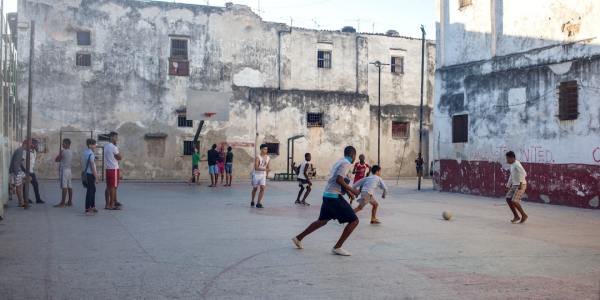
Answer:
[
  {"xmin": 352, "ymin": 165, "xmax": 388, "ymax": 225},
  {"xmin": 292, "ymin": 146, "xmax": 360, "ymax": 256},
  {"xmin": 505, "ymin": 151, "xmax": 528, "ymax": 224}
]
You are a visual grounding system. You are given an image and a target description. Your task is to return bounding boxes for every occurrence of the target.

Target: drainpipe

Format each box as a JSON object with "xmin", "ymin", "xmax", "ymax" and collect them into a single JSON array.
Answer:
[
  {"xmin": 277, "ymin": 26, "xmax": 292, "ymax": 90},
  {"xmin": 355, "ymin": 35, "xmax": 361, "ymax": 94}
]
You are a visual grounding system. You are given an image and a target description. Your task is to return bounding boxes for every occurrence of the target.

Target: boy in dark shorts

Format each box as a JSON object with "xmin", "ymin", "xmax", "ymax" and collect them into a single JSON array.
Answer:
[
  {"xmin": 224, "ymin": 146, "xmax": 233, "ymax": 187},
  {"xmin": 295, "ymin": 153, "xmax": 313, "ymax": 206},
  {"xmin": 292, "ymin": 146, "xmax": 360, "ymax": 256}
]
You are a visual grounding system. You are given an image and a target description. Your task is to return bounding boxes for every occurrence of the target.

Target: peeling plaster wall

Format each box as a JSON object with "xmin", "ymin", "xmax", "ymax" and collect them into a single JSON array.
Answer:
[
  {"xmin": 17, "ymin": 0, "xmax": 434, "ymax": 180},
  {"xmin": 434, "ymin": 0, "xmax": 600, "ymax": 208}
]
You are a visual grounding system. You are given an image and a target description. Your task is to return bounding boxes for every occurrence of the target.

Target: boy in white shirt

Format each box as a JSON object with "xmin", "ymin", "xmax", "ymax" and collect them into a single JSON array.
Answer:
[
  {"xmin": 352, "ymin": 165, "xmax": 388, "ymax": 224},
  {"xmin": 505, "ymin": 151, "xmax": 528, "ymax": 224},
  {"xmin": 295, "ymin": 153, "xmax": 313, "ymax": 206}
]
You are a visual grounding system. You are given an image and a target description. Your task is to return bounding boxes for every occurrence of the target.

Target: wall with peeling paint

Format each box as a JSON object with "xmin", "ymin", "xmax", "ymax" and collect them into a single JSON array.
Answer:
[
  {"xmin": 17, "ymin": 0, "xmax": 434, "ymax": 181},
  {"xmin": 433, "ymin": 0, "xmax": 600, "ymax": 208}
]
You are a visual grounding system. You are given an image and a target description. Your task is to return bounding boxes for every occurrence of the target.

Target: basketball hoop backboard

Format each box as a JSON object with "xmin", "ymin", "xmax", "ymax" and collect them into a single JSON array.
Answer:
[{"xmin": 186, "ymin": 89, "xmax": 231, "ymax": 121}]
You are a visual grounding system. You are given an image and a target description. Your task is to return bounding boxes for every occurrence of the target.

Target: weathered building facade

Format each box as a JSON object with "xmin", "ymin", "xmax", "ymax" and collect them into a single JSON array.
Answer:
[
  {"xmin": 0, "ymin": 12, "xmax": 21, "ymax": 218},
  {"xmin": 17, "ymin": 0, "xmax": 434, "ymax": 181},
  {"xmin": 433, "ymin": 0, "xmax": 600, "ymax": 208}
]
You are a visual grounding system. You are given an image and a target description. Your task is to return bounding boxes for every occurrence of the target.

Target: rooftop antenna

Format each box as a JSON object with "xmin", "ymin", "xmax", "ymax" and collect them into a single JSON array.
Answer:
[{"xmin": 312, "ymin": 19, "xmax": 320, "ymax": 29}]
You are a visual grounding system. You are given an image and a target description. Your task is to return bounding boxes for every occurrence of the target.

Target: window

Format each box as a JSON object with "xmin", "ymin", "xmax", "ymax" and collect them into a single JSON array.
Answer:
[
  {"xmin": 317, "ymin": 50, "xmax": 331, "ymax": 69},
  {"xmin": 459, "ymin": 0, "xmax": 472, "ymax": 9},
  {"xmin": 177, "ymin": 115, "xmax": 193, "ymax": 127},
  {"xmin": 171, "ymin": 39, "xmax": 188, "ymax": 59},
  {"xmin": 391, "ymin": 56, "xmax": 404, "ymax": 74},
  {"xmin": 183, "ymin": 140, "xmax": 195, "ymax": 155},
  {"xmin": 452, "ymin": 114, "xmax": 468, "ymax": 143},
  {"xmin": 392, "ymin": 121, "xmax": 410, "ymax": 139},
  {"xmin": 558, "ymin": 80, "xmax": 578, "ymax": 120},
  {"xmin": 77, "ymin": 31, "xmax": 91, "ymax": 46},
  {"xmin": 265, "ymin": 143, "xmax": 279, "ymax": 155},
  {"xmin": 76, "ymin": 53, "xmax": 91, "ymax": 67},
  {"xmin": 97, "ymin": 133, "xmax": 111, "ymax": 142},
  {"xmin": 307, "ymin": 112, "xmax": 324, "ymax": 128}
]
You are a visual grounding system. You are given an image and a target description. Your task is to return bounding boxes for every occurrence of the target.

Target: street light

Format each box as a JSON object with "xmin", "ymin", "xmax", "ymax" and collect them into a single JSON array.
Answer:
[{"xmin": 370, "ymin": 60, "xmax": 389, "ymax": 166}]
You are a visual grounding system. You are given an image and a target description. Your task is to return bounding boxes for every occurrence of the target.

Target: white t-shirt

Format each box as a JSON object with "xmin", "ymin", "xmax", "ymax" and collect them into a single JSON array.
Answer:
[
  {"xmin": 104, "ymin": 143, "xmax": 120, "ymax": 170},
  {"xmin": 507, "ymin": 160, "xmax": 527, "ymax": 186},
  {"xmin": 253, "ymin": 155, "xmax": 270, "ymax": 176},
  {"xmin": 297, "ymin": 161, "xmax": 311, "ymax": 180},
  {"xmin": 353, "ymin": 175, "xmax": 388, "ymax": 195},
  {"xmin": 23, "ymin": 150, "xmax": 36, "ymax": 173}
]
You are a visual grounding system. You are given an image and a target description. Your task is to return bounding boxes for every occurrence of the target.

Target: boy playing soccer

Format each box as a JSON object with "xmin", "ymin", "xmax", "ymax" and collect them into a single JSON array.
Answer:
[
  {"xmin": 292, "ymin": 146, "xmax": 360, "ymax": 256},
  {"xmin": 352, "ymin": 165, "xmax": 388, "ymax": 225},
  {"xmin": 505, "ymin": 151, "xmax": 528, "ymax": 224},
  {"xmin": 352, "ymin": 154, "xmax": 370, "ymax": 183},
  {"xmin": 295, "ymin": 153, "xmax": 313, "ymax": 206},
  {"xmin": 251, "ymin": 144, "xmax": 270, "ymax": 208}
]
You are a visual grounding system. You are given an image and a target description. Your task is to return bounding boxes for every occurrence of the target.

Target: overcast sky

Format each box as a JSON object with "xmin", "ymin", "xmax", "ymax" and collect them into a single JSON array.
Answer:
[{"xmin": 4, "ymin": 0, "xmax": 436, "ymax": 38}]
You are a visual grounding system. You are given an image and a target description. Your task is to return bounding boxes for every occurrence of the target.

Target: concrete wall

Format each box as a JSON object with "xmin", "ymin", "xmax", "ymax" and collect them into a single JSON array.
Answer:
[
  {"xmin": 433, "ymin": 0, "xmax": 600, "ymax": 208},
  {"xmin": 17, "ymin": 0, "xmax": 434, "ymax": 180}
]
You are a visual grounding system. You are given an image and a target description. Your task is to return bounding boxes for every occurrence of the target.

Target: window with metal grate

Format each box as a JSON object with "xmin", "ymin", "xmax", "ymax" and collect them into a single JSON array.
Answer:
[
  {"xmin": 307, "ymin": 112, "xmax": 324, "ymax": 128},
  {"xmin": 392, "ymin": 121, "xmax": 409, "ymax": 139},
  {"xmin": 317, "ymin": 50, "xmax": 331, "ymax": 69},
  {"xmin": 558, "ymin": 81, "xmax": 578, "ymax": 121},
  {"xmin": 177, "ymin": 115, "xmax": 193, "ymax": 127},
  {"xmin": 76, "ymin": 53, "xmax": 91, "ymax": 67},
  {"xmin": 265, "ymin": 143, "xmax": 279, "ymax": 155}
]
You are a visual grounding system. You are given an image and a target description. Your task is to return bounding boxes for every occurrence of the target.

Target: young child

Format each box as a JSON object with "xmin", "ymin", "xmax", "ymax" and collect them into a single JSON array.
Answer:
[
  {"xmin": 251, "ymin": 144, "xmax": 270, "ymax": 208},
  {"xmin": 292, "ymin": 146, "xmax": 360, "ymax": 256},
  {"xmin": 505, "ymin": 151, "xmax": 528, "ymax": 224},
  {"xmin": 224, "ymin": 146, "xmax": 233, "ymax": 187},
  {"xmin": 54, "ymin": 138, "xmax": 73, "ymax": 208},
  {"xmin": 352, "ymin": 165, "xmax": 388, "ymax": 225},
  {"xmin": 352, "ymin": 154, "xmax": 370, "ymax": 183},
  {"xmin": 191, "ymin": 145, "xmax": 200, "ymax": 185},
  {"xmin": 295, "ymin": 153, "xmax": 313, "ymax": 206}
]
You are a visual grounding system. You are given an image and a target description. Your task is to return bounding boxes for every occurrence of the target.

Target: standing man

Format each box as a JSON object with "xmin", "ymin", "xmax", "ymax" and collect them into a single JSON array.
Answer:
[
  {"xmin": 250, "ymin": 144, "xmax": 270, "ymax": 208},
  {"xmin": 54, "ymin": 139, "xmax": 73, "ymax": 208},
  {"xmin": 207, "ymin": 144, "xmax": 219, "ymax": 187},
  {"xmin": 415, "ymin": 154, "xmax": 424, "ymax": 178},
  {"xmin": 82, "ymin": 138, "xmax": 99, "ymax": 215},
  {"xmin": 25, "ymin": 139, "xmax": 44, "ymax": 204},
  {"xmin": 292, "ymin": 146, "xmax": 360, "ymax": 256},
  {"xmin": 104, "ymin": 132, "xmax": 122, "ymax": 210},
  {"xmin": 9, "ymin": 140, "xmax": 29, "ymax": 209},
  {"xmin": 224, "ymin": 146, "xmax": 234, "ymax": 187}
]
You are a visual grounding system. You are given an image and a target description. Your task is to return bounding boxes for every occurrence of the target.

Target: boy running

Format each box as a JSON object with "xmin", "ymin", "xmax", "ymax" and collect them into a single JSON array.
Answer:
[
  {"xmin": 54, "ymin": 138, "xmax": 73, "ymax": 208},
  {"xmin": 352, "ymin": 165, "xmax": 388, "ymax": 225},
  {"xmin": 250, "ymin": 144, "xmax": 270, "ymax": 208},
  {"xmin": 224, "ymin": 146, "xmax": 234, "ymax": 187},
  {"xmin": 352, "ymin": 154, "xmax": 370, "ymax": 183},
  {"xmin": 295, "ymin": 153, "xmax": 313, "ymax": 206},
  {"xmin": 505, "ymin": 151, "xmax": 528, "ymax": 224},
  {"xmin": 292, "ymin": 146, "xmax": 360, "ymax": 256}
]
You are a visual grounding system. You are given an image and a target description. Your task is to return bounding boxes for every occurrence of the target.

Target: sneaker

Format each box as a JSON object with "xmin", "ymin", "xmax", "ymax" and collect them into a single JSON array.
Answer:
[
  {"xmin": 92, "ymin": 208, "xmax": 98, "ymax": 213},
  {"xmin": 256, "ymin": 203, "xmax": 264, "ymax": 209},
  {"xmin": 331, "ymin": 247, "xmax": 351, "ymax": 256},
  {"xmin": 115, "ymin": 201, "xmax": 122, "ymax": 207},
  {"xmin": 28, "ymin": 199, "xmax": 33, "ymax": 204},
  {"xmin": 370, "ymin": 219, "xmax": 381, "ymax": 225},
  {"xmin": 301, "ymin": 201, "xmax": 310, "ymax": 206},
  {"xmin": 251, "ymin": 201, "xmax": 255, "ymax": 207},
  {"xmin": 292, "ymin": 237, "xmax": 303, "ymax": 249},
  {"xmin": 295, "ymin": 200, "xmax": 301, "ymax": 205},
  {"xmin": 36, "ymin": 199, "xmax": 45, "ymax": 204}
]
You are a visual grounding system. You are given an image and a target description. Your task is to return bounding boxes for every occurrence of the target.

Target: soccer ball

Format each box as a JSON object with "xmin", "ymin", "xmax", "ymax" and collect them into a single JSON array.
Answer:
[{"xmin": 442, "ymin": 211, "xmax": 452, "ymax": 221}]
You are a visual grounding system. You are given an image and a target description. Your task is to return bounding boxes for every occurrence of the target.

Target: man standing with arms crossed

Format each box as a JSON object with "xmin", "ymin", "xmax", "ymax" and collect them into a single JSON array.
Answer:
[{"xmin": 104, "ymin": 132, "xmax": 122, "ymax": 210}]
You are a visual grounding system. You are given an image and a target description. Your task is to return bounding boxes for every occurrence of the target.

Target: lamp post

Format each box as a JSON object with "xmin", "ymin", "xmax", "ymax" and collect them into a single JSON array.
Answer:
[
  {"xmin": 370, "ymin": 60, "xmax": 389, "ymax": 166},
  {"xmin": 417, "ymin": 25, "xmax": 426, "ymax": 190}
]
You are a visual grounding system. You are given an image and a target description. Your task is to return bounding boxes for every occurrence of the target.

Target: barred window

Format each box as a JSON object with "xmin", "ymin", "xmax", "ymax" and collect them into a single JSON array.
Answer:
[
  {"xmin": 183, "ymin": 140, "xmax": 195, "ymax": 155},
  {"xmin": 77, "ymin": 31, "xmax": 91, "ymax": 46},
  {"xmin": 317, "ymin": 50, "xmax": 331, "ymax": 69},
  {"xmin": 177, "ymin": 115, "xmax": 193, "ymax": 127},
  {"xmin": 391, "ymin": 56, "xmax": 404, "ymax": 74},
  {"xmin": 307, "ymin": 112, "xmax": 324, "ymax": 128},
  {"xmin": 265, "ymin": 143, "xmax": 279, "ymax": 155},
  {"xmin": 171, "ymin": 39, "xmax": 188, "ymax": 59},
  {"xmin": 558, "ymin": 81, "xmax": 578, "ymax": 120},
  {"xmin": 392, "ymin": 121, "xmax": 409, "ymax": 139},
  {"xmin": 76, "ymin": 53, "xmax": 91, "ymax": 67}
]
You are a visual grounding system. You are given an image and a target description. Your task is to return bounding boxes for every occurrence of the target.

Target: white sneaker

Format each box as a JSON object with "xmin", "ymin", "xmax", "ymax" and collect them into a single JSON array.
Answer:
[
  {"xmin": 331, "ymin": 247, "xmax": 351, "ymax": 256},
  {"xmin": 292, "ymin": 237, "xmax": 303, "ymax": 249}
]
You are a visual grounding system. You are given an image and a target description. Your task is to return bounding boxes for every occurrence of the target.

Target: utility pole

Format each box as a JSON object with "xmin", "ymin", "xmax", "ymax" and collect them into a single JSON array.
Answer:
[
  {"xmin": 369, "ymin": 60, "xmax": 389, "ymax": 166},
  {"xmin": 24, "ymin": 21, "xmax": 35, "ymax": 208},
  {"xmin": 417, "ymin": 25, "xmax": 426, "ymax": 191}
]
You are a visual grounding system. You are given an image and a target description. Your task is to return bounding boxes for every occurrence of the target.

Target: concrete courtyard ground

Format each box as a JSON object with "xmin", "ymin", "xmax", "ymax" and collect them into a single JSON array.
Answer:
[{"xmin": 0, "ymin": 179, "xmax": 599, "ymax": 300}]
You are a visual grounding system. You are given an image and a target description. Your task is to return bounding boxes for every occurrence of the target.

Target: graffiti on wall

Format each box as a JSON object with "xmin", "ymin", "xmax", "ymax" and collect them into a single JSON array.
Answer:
[
  {"xmin": 470, "ymin": 145, "xmax": 555, "ymax": 163},
  {"xmin": 593, "ymin": 147, "xmax": 600, "ymax": 164}
]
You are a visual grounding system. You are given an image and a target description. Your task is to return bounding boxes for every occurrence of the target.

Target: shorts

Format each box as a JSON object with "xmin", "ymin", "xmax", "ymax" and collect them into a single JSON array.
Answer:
[
  {"xmin": 506, "ymin": 184, "xmax": 527, "ymax": 203},
  {"xmin": 59, "ymin": 168, "xmax": 72, "ymax": 189},
  {"xmin": 209, "ymin": 164, "xmax": 219, "ymax": 174},
  {"xmin": 218, "ymin": 162, "xmax": 225, "ymax": 174},
  {"xmin": 251, "ymin": 172, "xmax": 266, "ymax": 187},
  {"xmin": 319, "ymin": 195, "xmax": 358, "ymax": 224},
  {"xmin": 10, "ymin": 171, "xmax": 26, "ymax": 186},
  {"xmin": 225, "ymin": 163, "xmax": 233, "ymax": 174},
  {"xmin": 106, "ymin": 169, "xmax": 120, "ymax": 188},
  {"xmin": 192, "ymin": 165, "xmax": 199, "ymax": 176},
  {"xmin": 297, "ymin": 178, "xmax": 311, "ymax": 187},
  {"xmin": 357, "ymin": 192, "xmax": 376, "ymax": 206},
  {"xmin": 353, "ymin": 174, "xmax": 365, "ymax": 184}
]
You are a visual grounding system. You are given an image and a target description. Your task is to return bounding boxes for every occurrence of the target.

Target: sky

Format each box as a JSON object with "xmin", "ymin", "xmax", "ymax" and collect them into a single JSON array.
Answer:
[{"xmin": 3, "ymin": 0, "xmax": 435, "ymax": 39}]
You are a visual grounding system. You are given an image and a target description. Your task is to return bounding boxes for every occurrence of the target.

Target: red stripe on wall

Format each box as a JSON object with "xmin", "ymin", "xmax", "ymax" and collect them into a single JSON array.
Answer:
[{"xmin": 433, "ymin": 159, "xmax": 600, "ymax": 209}]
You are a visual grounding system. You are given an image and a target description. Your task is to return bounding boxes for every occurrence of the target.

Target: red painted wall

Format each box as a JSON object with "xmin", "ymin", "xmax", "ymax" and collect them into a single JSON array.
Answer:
[{"xmin": 433, "ymin": 159, "xmax": 600, "ymax": 209}]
